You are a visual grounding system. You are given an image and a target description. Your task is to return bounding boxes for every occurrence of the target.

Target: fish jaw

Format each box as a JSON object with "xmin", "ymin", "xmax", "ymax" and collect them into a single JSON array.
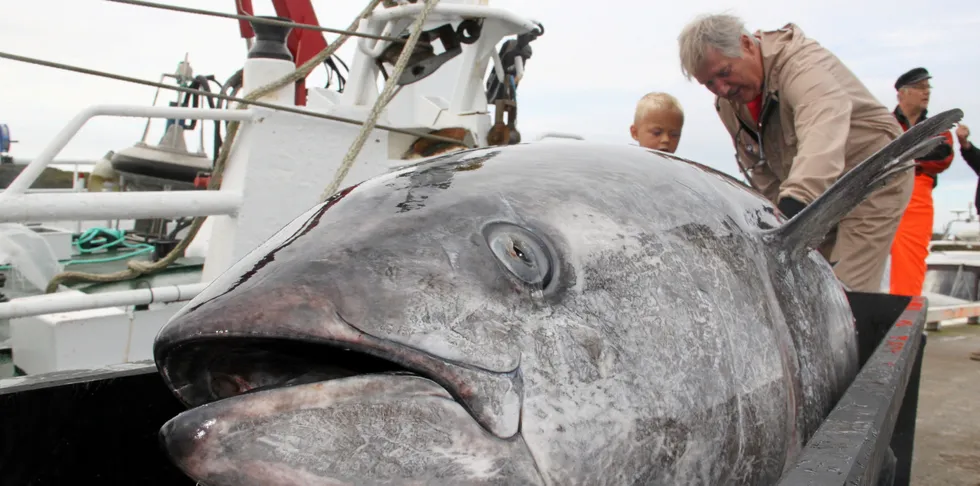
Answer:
[
  {"xmin": 160, "ymin": 374, "xmax": 545, "ymax": 486},
  {"xmin": 155, "ymin": 284, "xmax": 524, "ymax": 441}
]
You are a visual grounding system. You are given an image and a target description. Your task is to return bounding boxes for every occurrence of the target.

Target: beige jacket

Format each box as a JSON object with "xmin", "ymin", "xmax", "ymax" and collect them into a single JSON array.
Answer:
[{"xmin": 715, "ymin": 23, "xmax": 904, "ymax": 206}]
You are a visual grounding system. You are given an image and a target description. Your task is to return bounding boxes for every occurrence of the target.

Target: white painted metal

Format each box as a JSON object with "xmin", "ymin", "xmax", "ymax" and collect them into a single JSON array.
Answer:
[
  {"xmin": 364, "ymin": 4, "xmax": 539, "ymax": 47},
  {"xmin": 0, "ymin": 282, "xmax": 207, "ymax": 320},
  {"xmin": 200, "ymin": 107, "xmax": 397, "ymax": 281},
  {"xmin": 323, "ymin": 2, "xmax": 541, "ymax": 156},
  {"xmin": 242, "ymin": 57, "xmax": 296, "ymax": 106},
  {"xmin": 196, "ymin": 51, "xmax": 299, "ymax": 280},
  {"xmin": 10, "ymin": 302, "xmax": 180, "ymax": 374},
  {"xmin": 0, "ymin": 188, "xmax": 82, "ymax": 194},
  {"xmin": 0, "ymin": 190, "xmax": 242, "ymax": 223},
  {"xmin": 8, "ymin": 157, "xmax": 100, "ymax": 167},
  {"xmin": 1, "ymin": 105, "xmax": 256, "ymax": 195},
  {"xmin": 25, "ymin": 225, "xmax": 74, "ymax": 262}
]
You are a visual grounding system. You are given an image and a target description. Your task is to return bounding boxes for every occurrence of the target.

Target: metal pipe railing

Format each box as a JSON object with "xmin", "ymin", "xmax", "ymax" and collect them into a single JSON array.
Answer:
[
  {"xmin": 7, "ymin": 157, "xmax": 100, "ymax": 166},
  {"xmin": 2, "ymin": 105, "xmax": 255, "ymax": 194},
  {"xmin": 0, "ymin": 104, "xmax": 254, "ymax": 224},
  {"xmin": 0, "ymin": 190, "xmax": 242, "ymax": 223},
  {"xmin": 0, "ymin": 188, "xmax": 81, "ymax": 194},
  {"xmin": 0, "ymin": 282, "xmax": 209, "ymax": 320}
]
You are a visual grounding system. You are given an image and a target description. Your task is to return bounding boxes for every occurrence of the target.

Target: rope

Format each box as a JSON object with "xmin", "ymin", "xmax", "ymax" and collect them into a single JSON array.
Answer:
[
  {"xmin": 43, "ymin": 0, "xmax": 386, "ymax": 293},
  {"xmin": 319, "ymin": 0, "xmax": 441, "ymax": 202},
  {"xmin": 106, "ymin": 0, "xmax": 407, "ymax": 43},
  {"xmin": 0, "ymin": 52, "xmax": 469, "ymax": 147},
  {"xmin": 73, "ymin": 227, "xmax": 154, "ymax": 255},
  {"xmin": 0, "ymin": 227, "xmax": 155, "ymax": 272}
]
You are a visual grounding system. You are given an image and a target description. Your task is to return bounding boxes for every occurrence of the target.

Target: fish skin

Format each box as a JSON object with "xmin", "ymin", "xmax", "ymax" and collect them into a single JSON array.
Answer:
[
  {"xmin": 154, "ymin": 141, "xmax": 861, "ymax": 485},
  {"xmin": 159, "ymin": 374, "xmax": 545, "ymax": 486}
]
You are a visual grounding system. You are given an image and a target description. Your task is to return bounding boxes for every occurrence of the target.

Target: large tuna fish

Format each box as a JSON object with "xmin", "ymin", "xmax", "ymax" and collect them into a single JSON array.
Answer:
[{"xmin": 153, "ymin": 109, "xmax": 961, "ymax": 485}]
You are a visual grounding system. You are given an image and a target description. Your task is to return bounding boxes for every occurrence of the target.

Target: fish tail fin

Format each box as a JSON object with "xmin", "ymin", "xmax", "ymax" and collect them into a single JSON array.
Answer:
[{"xmin": 764, "ymin": 108, "xmax": 963, "ymax": 257}]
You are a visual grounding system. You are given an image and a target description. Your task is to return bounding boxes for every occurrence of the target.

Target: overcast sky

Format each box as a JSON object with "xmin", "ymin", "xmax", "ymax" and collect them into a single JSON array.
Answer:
[{"xmin": 1, "ymin": 0, "xmax": 978, "ymax": 232}]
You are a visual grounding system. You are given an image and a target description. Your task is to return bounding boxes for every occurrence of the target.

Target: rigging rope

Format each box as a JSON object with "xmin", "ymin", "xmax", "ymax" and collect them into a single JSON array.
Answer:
[
  {"xmin": 0, "ymin": 51, "xmax": 467, "ymax": 147},
  {"xmin": 319, "ymin": 0, "xmax": 441, "ymax": 202},
  {"xmin": 106, "ymin": 0, "xmax": 406, "ymax": 44},
  {"xmin": 42, "ymin": 0, "xmax": 401, "ymax": 293}
]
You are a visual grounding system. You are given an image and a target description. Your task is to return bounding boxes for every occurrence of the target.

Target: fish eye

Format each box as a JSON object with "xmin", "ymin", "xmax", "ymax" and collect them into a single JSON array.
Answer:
[{"xmin": 483, "ymin": 222, "xmax": 554, "ymax": 288}]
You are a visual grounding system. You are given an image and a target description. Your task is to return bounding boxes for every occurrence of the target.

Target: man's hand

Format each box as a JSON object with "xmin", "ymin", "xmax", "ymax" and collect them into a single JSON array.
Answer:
[
  {"xmin": 957, "ymin": 123, "xmax": 971, "ymax": 148},
  {"xmin": 778, "ymin": 196, "xmax": 806, "ymax": 219},
  {"xmin": 919, "ymin": 141, "xmax": 953, "ymax": 161}
]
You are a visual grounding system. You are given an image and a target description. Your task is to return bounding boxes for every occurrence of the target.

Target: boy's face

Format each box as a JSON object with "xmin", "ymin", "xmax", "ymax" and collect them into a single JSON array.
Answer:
[{"xmin": 630, "ymin": 109, "xmax": 683, "ymax": 153}]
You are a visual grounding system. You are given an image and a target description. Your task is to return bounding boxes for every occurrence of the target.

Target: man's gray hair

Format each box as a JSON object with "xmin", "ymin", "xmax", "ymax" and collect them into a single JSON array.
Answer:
[{"xmin": 677, "ymin": 13, "xmax": 752, "ymax": 81}]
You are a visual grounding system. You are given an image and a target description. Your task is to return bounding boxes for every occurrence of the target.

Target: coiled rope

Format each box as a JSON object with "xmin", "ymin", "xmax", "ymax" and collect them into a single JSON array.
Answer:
[{"xmin": 0, "ymin": 227, "xmax": 154, "ymax": 273}]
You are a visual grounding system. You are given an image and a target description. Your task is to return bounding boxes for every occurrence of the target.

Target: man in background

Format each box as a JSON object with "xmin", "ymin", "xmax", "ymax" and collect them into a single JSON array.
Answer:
[
  {"xmin": 954, "ymin": 123, "xmax": 980, "ymax": 220},
  {"xmin": 676, "ymin": 13, "xmax": 911, "ymax": 293},
  {"xmin": 954, "ymin": 122, "xmax": 980, "ymax": 362},
  {"xmin": 888, "ymin": 68, "xmax": 955, "ymax": 297}
]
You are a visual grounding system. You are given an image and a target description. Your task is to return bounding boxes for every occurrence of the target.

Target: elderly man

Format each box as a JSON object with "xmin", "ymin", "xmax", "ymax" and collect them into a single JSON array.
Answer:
[
  {"xmin": 676, "ymin": 14, "xmax": 913, "ymax": 293},
  {"xmin": 888, "ymin": 68, "xmax": 955, "ymax": 297}
]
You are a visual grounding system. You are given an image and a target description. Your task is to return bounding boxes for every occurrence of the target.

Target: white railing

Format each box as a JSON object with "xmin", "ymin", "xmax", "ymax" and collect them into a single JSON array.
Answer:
[
  {"xmin": 356, "ymin": 3, "xmax": 541, "ymax": 58},
  {"xmin": 8, "ymin": 157, "xmax": 100, "ymax": 166},
  {"xmin": 0, "ymin": 191, "xmax": 242, "ymax": 223},
  {"xmin": 0, "ymin": 105, "xmax": 254, "ymax": 224},
  {"xmin": 2, "ymin": 160, "xmax": 102, "ymax": 233},
  {"xmin": 2, "ymin": 105, "xmax": 253, "ymax": 193},
  {"xmin": 0, "ymin": 188, "xmax": 83, "ymax": 194},
  {"xmin": 0, "ymin": 104, "xmax": 256, "ymax": 319},
  {"xmin": 0, "ymin": 282, "xmax": 209, "ymax": 320}
]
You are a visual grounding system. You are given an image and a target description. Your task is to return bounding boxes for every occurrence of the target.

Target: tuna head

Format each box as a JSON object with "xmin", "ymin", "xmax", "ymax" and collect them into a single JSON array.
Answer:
[{"xmin": 154, "ymin": 142, "xmax": 831, "ymax": 485}]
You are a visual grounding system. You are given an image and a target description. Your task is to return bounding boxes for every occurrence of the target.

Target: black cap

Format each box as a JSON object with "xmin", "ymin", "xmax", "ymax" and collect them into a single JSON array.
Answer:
[{"xmin": 895, "ymin": 67, "xmax": 931, "ymax": 90}]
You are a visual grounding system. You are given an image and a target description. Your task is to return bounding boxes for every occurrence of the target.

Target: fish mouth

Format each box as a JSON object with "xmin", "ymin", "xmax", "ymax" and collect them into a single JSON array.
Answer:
[
  {"xmin": 158, "ymin": 318, "xmax": 524, "ymax": 438},
  {"xmin": 159, "ymin": 337, "xmax": 438, "ymax": 409},
  {"xmin": 158, "ymin": 350, "xmax": 542, "ymax": 485},
  {"xmin": 155, "ymin": 310, "xmax": 531, "ymax": 485}
]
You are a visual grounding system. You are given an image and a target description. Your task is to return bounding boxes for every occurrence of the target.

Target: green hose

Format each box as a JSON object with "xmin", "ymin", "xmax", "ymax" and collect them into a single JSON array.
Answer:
[{"xmin": 0, "ymin": 227, "xmax": 155, "ymax": 271}]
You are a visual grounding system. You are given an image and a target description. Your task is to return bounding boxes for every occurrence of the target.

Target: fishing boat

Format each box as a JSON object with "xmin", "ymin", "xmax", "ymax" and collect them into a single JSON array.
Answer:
[
  {"xmin": 0, "ymin": 1, "xmax": 956, "ymax": 484},
  {"xmin": 0, "ymin": 0, "xmax": 556, "ymax": 378},
  {"xmin": 921, "ymin": 206, "xmax": 980, "ymax": 327}
]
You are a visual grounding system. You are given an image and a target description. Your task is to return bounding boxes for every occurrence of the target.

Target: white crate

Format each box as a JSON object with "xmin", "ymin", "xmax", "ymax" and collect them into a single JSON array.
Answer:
[
  {"xmin": 9, "ymin": 295, "xmax": 181, "ymax": 375},
  {"xmin": 26, "ymin": 224, "xmax": 74, "ymax": 262}
]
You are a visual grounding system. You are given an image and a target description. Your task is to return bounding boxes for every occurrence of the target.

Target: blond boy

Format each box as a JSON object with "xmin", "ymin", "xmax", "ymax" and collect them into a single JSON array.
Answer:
[{"xmin": 630, "ymin": 92, "xmax": 685, "ymax": 153}]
